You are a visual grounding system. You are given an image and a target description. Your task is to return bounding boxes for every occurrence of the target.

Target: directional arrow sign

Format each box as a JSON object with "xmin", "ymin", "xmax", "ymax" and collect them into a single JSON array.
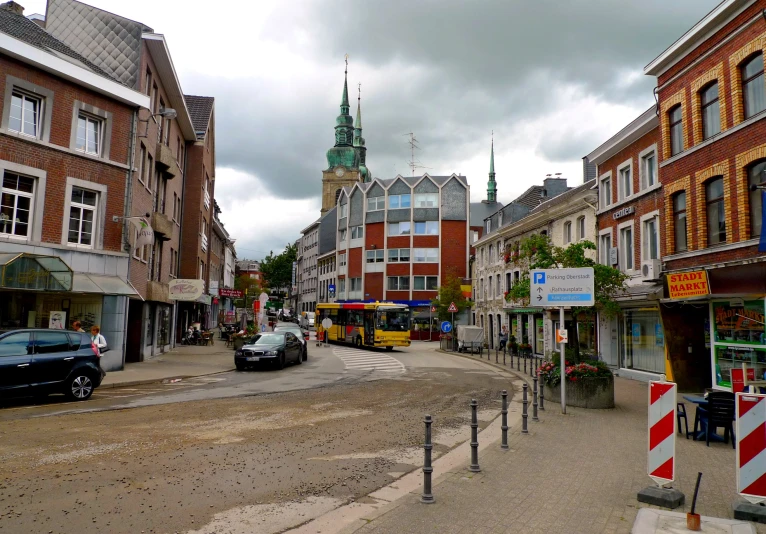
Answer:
[{"xmin": 530, "ymin": 268, "xmax": 595, "ymax": 307}]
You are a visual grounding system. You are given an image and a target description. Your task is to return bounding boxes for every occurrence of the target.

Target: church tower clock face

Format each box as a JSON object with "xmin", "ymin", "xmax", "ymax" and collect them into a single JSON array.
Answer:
[{"xmin": 334, "ymin": 167, "xmax": 345, "ymax": 177}]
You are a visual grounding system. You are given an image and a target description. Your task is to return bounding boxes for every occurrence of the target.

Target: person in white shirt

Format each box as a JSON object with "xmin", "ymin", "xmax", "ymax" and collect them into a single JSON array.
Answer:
[{"xmin": 90, "ymin": 325, "xmax": 107, "ymax": 352}]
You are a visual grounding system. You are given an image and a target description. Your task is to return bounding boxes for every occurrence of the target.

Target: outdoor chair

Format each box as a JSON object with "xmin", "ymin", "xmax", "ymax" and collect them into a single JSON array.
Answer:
[
  {"xmin": 693, "ymin": 391, "xmax": 735, "ymax": 448},
  {"xmin": 676, "ymin": 402, "xmax": 689, "ymax": 439}
]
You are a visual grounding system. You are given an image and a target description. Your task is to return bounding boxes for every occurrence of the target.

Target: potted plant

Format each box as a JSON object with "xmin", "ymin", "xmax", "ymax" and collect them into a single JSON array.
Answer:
[
  {"xmin": 539, "ymin": 357, "xmax": 614, "ymax": 409},
  {"xmin": 509, "ymin": 335, "xmax": 518, "ymax": 355}
]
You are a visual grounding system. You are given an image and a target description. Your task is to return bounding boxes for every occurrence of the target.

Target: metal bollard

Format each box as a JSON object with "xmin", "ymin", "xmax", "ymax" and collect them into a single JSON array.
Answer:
[
  {"xmin": 495, "ymin": 347, "xmax": 498, "ymax": 363},
  {"xmin": 421, "ymin": 415, "xmax": 435, "ymax": 503},
  {"xmin": 503, "ymin": 346, "xmax": 506, "ymax": 366},
  {"xmin": 517, "ymin": 352, "xmax": 521, "ymax": 371},
  {"xmin": 524, "ymin": 354, "xmax": 527, "ymax": 374},
  {"xmin": 501, "ymin": 390, "xmax": 509, "ymax": 450},
  {"xmin": 521, "ymin": 384, "xmax": 529, "ymax": 434},
  {"xmin": 532, "ymin": 375, "xmax": 539, "ymax": 422},
  {"xmin": 469, "ymin": 399, "xmax": 481, "ymax": 472},
  {"xmin": 539, "ymin": 369, "xmax": 545, "ymax": 411}
]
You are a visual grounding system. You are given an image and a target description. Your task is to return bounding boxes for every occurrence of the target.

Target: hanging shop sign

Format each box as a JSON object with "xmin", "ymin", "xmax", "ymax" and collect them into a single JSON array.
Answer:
[
  {"xmin": 168, "ymin": 279, "xmax": 204, "ymax": 301},
  {"xmin": 667, "ymin": 270, "xmax": 709, "ymax": 300}
]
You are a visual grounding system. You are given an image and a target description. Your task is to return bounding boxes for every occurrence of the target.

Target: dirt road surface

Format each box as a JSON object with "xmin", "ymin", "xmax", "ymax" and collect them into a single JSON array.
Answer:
[{"xmin": 0, "ymin": 365, "xmax": 513, "ymax": 534}]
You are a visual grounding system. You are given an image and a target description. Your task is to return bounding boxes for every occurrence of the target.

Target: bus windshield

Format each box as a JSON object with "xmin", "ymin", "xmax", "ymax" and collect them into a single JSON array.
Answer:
[{"xmin": 376, "ymin": 308, "xmax": 410, "ymax": 331}]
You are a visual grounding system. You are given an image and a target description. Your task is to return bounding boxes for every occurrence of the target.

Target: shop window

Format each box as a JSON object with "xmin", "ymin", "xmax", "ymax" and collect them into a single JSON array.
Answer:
[
  {"xmin": 0, "ymin": 171, "xmax": 34, "ymax": 239},
  {"xmin": 621, "ymin": 310, "xmax": 664, "ymax": 373},
  {"xmin": 748, "ymin": 160, "xmax": 766, "ymax": 239},
  {"xmin": 742, "ymin": 53, "xmax": 765, "ymax": 119},
  {"xmin": 712, "ymin": 300, "xmax": 766, "ymax": 389},
  {"xmin": 700, "ymin": 81, "xmax": 721, "ymax": 139},
  {"xmin": 672, "ymin": 192, "xmax": 688, "ymax": 252},
  {"xmin": 706, "ymin": 176, "xmax": 726, "ymax": 245}
]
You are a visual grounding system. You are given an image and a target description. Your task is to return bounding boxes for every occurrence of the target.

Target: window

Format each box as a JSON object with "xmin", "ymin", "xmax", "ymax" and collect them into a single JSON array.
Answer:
[
  {"xmin": 339, "ymin": 278, "xmax": 345, "ymax": 295},
  {"xmin": 387, "ymin": 276, "xmax": 410, "ymax": 290},
  {"xmin": 151, "ymin": 83, "xmax": 159, "ymax": 114},
  {"xmin": 564, "ymin": 221, "xmax": 572, "ymax": 244},
  {"xmin": 496, "ymin": 274, "xmax": 501, "ymax": 297},
  {"xmin": 339, "ymin": 229, "xmax": 347, "ymax": 241},
  {"xmin": 643, "ymin": 216, "xmax": 659, "ymax": 261},
  {"xmin": 338, "ymin": 253, "xmax": 346, "ymax": 267},
  {"xmin": 700, "ymin": 82, "xmax": 720, "ymax": 139},
  {"xmin": 388, "ymin": 248, "xmax": 410, "ymax": 262},
  {"xmin": 339, "ymin": 204, "xmax": 348, "ymax": 218},
  {"xmin": 706, "ymin": 177, "xmax": 726, "ymax": 245},
  {"xmin": 172, "ymin": 192, "xmax": 178, "ymax": 222},
  {"xmin": 618, "ymin": 164, "xmax": 632, "ymax": 200},
  {"xmin": 67, "ymin": 187, "xmax": 97, "ymax": 246},
  {"xmin": 486, "ymin": 219, "xmax": 491, "ymax": 233},
  {"xmin": 620, "ymin": 226, "xmax": 633, "ymax": 271},
  {"xmin": 749, "ymin": 160, "xmax": 766, "ymax": 238},
  {"xmin": 414, "ymin": 193, "xmax": 438, "ymax": 208},
  {"xmin": 76, "ymin": 114, "xmax": 102, "ymax": 155},
  {"xmin": 145, "ymin": 154, "xmax": 154, "ymax": 191},
  {"xmin": 414, "ymin": 276, "xmax": 438, "ymax": 291},
  {"xmin": 33, "ymin": 331, "xmax": 70, "ymax": 354},
  {"xmin": 144, "ymin": 69, "xmax": 152, "ymax": 96},
  {"xmin": 388, "ymin": 221, "xmax": 411, "ymax": 235},
  {"xmin": 170, "ymin": 247, "xmax": 175, "ymax": 276},
  {"xmin": 137, "ymin": 145, "xmax": 146, "ymax": 185},
  {"xmin": 0, "ymin": 171, "xmax": 34, "ymax": 238},
  {"xmin": 158, "ymin": 98, "xmax": 166, "ymax": 141},
  {"xmin": 350, "ymin": 225, "xmax": 363, "ymax": 239},
  {"xmin": 9, "ymin": 91, "xmax": 41, "ymax": 137},
  {"xmin": 389, "ymin": 194, "xmax": 411, "ymax": 209},
  {"xmin": 488, "ymin": 277, "xmax": 493, "ymax": 297},
  {"xmin": 0, "ymin": 332, "xmax": 30, "ymax": 357},
  {"xmin": 506, "ymin": 272, "xmax": 511, "ymax": 291},
  {"xmin": 673, "ymin": 192, "xmax": 688, "ymax": 252},
  {"xmin": 413, "ymin": 248, "xmax": 438, "ymax": 262},
  {"xmin": 669, "ymin": 105, "xmax": 683, "ymax": 156},
  {"xmin": 641, "ymin": 151, "xmax": 657, "ymax": 189},
  {"xmin": 471, "ymin": 230, "xmax": 479, "ymax": 243},
  {"xmin": 600, "ymin": 175, "xmax": 611, "ymax": 208},
  {"xmin": 742, "ymin": 53, "xmax": 765, "ymax": 119},
  {"xmin": 577, "ymin": 216, "xmax": 586, "ymax": 240},
  {"xmin": 366, "ymin": 249, "xmax": 384, "ymax": 263},
  {"xmin": 488, "ymin": 244, "xmax": 494, "ymax": 262},
  {"xmin": 367, "ymin": 196, "xmax": 385, "ymax": 211},
  {"xmin": 413, "ymin": 221, "xmax": 438, "ymax": 235},
  {"xmin": 350, "ymin": 278, "xmax": 362, "ymax": 291}
]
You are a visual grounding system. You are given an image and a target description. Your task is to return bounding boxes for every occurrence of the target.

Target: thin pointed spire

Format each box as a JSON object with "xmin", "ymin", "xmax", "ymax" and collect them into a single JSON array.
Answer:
[
  {"xmin": 487, "ymin": 131, "xmax": 497, "ymax": 203},
  {"xmin": 355, "ymin": 82, "xmax": 362, "ymax": 129},
  {"xmin": 490, "ymin": 131, "xmax": 495, "ymax": 174},
  {"xmin": 341, "ymin": 54, "xmax": 349, "ymax": 109}
]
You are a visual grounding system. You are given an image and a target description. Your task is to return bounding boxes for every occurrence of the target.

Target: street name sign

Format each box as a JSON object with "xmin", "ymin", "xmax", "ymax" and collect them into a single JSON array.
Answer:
[{"xmin": 530, "ymin": 268, "xmax": 594, "ymax": 307}]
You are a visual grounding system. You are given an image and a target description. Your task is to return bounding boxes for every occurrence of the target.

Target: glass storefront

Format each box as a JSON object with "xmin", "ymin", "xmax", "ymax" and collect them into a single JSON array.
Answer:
[
  {"xmin": 535, "ymin": 316, "xmax": 544, "ymax": 355},
  {"xmin": 712, "ymin": 300, "xmax": 766, "ymax": 389},
  {"xmin": 0, "ymin": 291, "xmax": 102, "ymax": 330},
  {"xmin": 157, "ymin": 305, "xmax": 171, "ymax": 347},
  {"xmin": 620, "ymin": 309, "xmax": 664, "ymax": 373}
]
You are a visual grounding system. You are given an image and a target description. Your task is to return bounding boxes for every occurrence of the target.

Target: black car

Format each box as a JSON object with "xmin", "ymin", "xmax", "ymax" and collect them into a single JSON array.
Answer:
[
  {"xmin": 235, "ymin": 331, "xmax": 303, "ymax": 371},
  {"xmin": 0, "ymin": 329, "xmax": 106, "ymax": 401},
  {"xmin": 273, "ymin": 323, "xmax": 309, "ymax": 361}
]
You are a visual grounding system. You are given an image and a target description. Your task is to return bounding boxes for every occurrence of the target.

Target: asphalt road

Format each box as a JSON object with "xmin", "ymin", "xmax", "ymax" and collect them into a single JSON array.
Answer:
[{"xmin": 0, "ymin": 343, "xmax": 516, "ymax": 534}]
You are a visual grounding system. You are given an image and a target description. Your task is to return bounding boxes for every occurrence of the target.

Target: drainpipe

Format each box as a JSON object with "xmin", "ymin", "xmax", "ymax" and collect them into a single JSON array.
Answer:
[
  {"xmin": 120, "ymin": 109, "xmax": 139, "ymax": 370},
  {"xmin": 175, "ymin": 137, "xmax": 190, "ymax": 340}
]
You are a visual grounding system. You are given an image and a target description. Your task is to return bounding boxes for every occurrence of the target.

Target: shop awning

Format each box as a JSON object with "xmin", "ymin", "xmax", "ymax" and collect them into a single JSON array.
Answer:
[
  {"xmin": 660, "ymin": 292, "xmax": 765, "ymax": 304},
  {"xmin": 0, "ymin": 253, "xmax": 72, "ymax": 291},
  {"xmin": 72, "ymin": 273, "xmax": 138, "ymax": 296}
]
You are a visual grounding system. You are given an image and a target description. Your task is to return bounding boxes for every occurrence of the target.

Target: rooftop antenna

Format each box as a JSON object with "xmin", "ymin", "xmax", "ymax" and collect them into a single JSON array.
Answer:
[{"xmin": 403, "ymin": 132, "xmax": 431, "ymax": 177}]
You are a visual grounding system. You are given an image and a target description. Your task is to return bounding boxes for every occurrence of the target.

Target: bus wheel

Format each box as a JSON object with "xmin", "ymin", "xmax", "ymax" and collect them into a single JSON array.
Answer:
[
  {"xmin": 355, "ymin": 336, "xmax": 362, "ymax": 348},
  {"xmin": 385, "ymin": 346, "xmax": 393, "ymax": 352}
]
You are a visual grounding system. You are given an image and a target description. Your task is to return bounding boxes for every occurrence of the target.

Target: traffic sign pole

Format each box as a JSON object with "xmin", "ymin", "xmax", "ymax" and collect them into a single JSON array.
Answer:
[{"xmin": 560, "ymin": 306, "xmax": 566, "ymax": 414}]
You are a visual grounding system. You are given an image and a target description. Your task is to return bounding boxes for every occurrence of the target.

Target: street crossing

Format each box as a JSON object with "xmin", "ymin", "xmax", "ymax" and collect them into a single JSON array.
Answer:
[{"xmin": 332, "ymin": 346, "xmax": 406, "ymax": 374}]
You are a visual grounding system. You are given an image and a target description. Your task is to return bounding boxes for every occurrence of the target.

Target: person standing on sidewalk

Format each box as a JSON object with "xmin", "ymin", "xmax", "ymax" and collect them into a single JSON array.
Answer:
[
  {"xmin": 90, "ymin": 326, "xmax": 108, "ymax": 353},
  {"xmin": 499, "ymin": 325, "xmax": 508, "ymax": 352}
]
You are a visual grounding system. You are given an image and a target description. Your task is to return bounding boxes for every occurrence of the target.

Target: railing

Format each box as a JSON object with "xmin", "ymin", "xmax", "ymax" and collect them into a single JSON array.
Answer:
[
  {"xmin": 204, "ymin": 190, "xmax": 211, "ymax": 210},
  {"xmin": 201, "ymin": 234, "xmax": 208, "ymax": 252}
]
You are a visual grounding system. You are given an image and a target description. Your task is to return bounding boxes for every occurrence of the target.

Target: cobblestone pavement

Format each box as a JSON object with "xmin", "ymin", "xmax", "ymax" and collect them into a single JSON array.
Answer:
[{"xmin": 348, "ymin": 367, "xmax": 765, "ymax": 534}]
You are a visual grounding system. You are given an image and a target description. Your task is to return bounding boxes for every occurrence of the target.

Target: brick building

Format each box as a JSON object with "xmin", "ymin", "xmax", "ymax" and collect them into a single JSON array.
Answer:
[
  {"xmin": 0, "ymin": 1, "xmax": 148, "ymax": 370},
  {"xmin": 644, "ymin": 0, "xmax": 766, "ymax": 392},
  {"xmin": 586, "ymin": 107, "xmax": 664, "ymax": 379},
  {"xmin": 333, "ymin": 174, "xmax": 470, "ymax": 315}
]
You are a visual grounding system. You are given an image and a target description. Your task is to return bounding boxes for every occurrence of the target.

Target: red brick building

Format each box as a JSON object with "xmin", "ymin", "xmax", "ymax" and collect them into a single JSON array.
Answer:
[
  {"xmin": 0, "ymin": 1, "xmax": 148, "ymax": 370},
  {"xmin": 644, "ymin": 0, "xmax": 766, "ymax": 391},
  {"xmin": 587, "ymin": 108, "xmax": 663, "ymax": 379},
  {"xmin": 334, "ymin": 175, "xmax": 470, "ymax": 315}
]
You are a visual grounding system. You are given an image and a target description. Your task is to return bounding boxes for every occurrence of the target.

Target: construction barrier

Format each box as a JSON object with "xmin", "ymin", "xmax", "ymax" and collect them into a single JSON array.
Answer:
[
  {"xmin": 737, "ymin": 393, "xmax": 766, "ymax": 503},
  {"xmin": 648, "ymin": 380, "xmax": 676, "ymax": 486}
]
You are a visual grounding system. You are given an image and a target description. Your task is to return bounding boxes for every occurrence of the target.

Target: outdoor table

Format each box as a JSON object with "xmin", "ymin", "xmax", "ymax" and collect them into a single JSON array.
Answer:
[{"xmin": 682, "ymin": 394, "xmax": 724, "ymax": 442}]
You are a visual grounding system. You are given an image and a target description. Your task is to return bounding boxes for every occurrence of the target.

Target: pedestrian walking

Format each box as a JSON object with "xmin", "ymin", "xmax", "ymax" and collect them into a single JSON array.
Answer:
[
  {"xmin": 90, "ymin": 325, "xmax": 108, "ymax": 353},
  {"xmin": 71, "ymin": 321, "xmax": 85, "ymax": 333},
  {"xmin": 499, "ymin": 325, "xmax": 508, "ymax": 352}
]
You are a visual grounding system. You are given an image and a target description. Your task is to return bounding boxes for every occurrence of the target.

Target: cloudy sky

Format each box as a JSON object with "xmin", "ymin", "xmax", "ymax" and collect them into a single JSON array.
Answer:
[{"xmin": 28, "ymin": 0, "xmax": 722, "ymax": 260}]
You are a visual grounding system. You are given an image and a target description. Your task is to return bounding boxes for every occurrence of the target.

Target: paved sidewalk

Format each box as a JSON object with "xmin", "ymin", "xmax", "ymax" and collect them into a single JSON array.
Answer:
[
  {"xmin": 101, "ymin": 341, "xmax": 234, "ymax": 388},
  {"xmin": 340, "ymin": 353, "xmax": 763, "ymax": 534}
]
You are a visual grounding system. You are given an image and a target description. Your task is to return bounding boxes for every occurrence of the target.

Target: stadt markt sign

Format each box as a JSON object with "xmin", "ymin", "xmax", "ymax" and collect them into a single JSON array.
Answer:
[{"xmin": 667, "ymin": 270, "xmax": 709, "ymax": 300}]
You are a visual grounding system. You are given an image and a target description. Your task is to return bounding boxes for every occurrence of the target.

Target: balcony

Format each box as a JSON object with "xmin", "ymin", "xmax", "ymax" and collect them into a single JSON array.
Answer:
[
  {"xmin": 201, "ymin": 233, "xmax": 208, "ymax": 252},
  {"xmin": 146, "ymin": 280, "xmax": 171, "ymax": 303},
  {"xmin": 204, "ymin": 190, "xmax": 211, "ymax": 210},
  {"xmin": 155, "ymin": 143, "xmax": 181, "ymax": 179},
  {"xmin": 151, "ymin": 211, "xmax": 173, "ymax": 241}
]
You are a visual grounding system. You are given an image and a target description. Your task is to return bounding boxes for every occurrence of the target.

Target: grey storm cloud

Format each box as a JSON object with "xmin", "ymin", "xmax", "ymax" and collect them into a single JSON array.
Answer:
[{"xmin": 196, "ymin": 0, "xmax": 720, "ymax": 202}]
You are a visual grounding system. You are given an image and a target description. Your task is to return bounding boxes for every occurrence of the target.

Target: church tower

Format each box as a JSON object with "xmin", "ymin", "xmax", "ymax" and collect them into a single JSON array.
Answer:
[
  {"xmin": 322, "ymin": 59, "xmax": 370, "ymax": 213},
  {"xmin": 487, "ymin": 134, "xmax": 497, "ymax": 203}
]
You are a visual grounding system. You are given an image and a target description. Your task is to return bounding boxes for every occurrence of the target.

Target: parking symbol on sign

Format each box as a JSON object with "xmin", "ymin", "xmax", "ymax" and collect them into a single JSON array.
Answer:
[{"xmin": 533, "ymin": 272, "xmax": 546, "ymax": 284}]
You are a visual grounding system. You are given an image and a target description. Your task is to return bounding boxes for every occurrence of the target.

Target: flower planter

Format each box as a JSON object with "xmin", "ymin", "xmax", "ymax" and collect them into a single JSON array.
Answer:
[
  {"xmin": 544, "ymin": 374, "xmax": 615, "ymax": 409},
  {"xmin": 232, "ymin": 337, "xmax": 247, "ymax": 351}
]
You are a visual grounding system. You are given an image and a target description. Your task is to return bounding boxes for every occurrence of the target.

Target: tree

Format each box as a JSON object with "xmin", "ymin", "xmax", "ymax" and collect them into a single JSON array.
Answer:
[
  {"xmin": 260, "ymin": 243, "xmax": 297, "ymax": 294},
  {"xmin": 505, "ymin": 234, "xmax": 628, "ymax": 362},
  {"xmin": 430, "ymin": 268, "xmax": 468, "ymax": 321}
]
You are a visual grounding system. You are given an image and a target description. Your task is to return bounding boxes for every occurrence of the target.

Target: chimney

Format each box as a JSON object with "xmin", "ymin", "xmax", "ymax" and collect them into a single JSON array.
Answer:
[{"xmin": 1, "ymin": 1, "xmax": 24, "ymax": 15}]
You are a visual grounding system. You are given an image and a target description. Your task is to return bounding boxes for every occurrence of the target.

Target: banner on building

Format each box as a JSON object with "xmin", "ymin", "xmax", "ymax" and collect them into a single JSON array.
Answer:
[
  {"xmin": 130, "ymin": 217, "xmax": 154, "ymax": 250},
  {"xmin": 219, "ymin": 288, "xmax": 244, "ymax": 298},
  {"xmin": 667, "ymin": 270, "xmax": 709, "ymax": 300},
  {"xmin": 169, "ymin": 279, "xmax": 204, "ymax": 301},
  {"xmin": 291, "ymin": 261, "xmax": 297, "ymax": 293}
]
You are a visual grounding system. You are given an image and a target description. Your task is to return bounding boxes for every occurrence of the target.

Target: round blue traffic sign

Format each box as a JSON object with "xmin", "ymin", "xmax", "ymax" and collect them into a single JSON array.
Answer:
[{"xmin": 441, "ymin": 321, "xmax": 452, "ymax": 333}]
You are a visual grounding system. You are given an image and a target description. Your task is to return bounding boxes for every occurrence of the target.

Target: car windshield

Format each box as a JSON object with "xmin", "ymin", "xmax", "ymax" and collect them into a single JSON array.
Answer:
[
  {"xmin": 376, "ymin": 308, "xmax": 410, "ymax": 331},
  {"xmin": 249, "ymin": 333, "xmax": 285, "ymax": 345}
]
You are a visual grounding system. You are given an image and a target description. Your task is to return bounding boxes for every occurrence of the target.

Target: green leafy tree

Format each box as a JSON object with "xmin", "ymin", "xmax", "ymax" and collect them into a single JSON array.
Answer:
[
  {"xmin": 505, "ymin": 234, "xmax": 627, "ymax": 362},
  {"xmin": 430, "ymin": 269, "xmax": 468, "ymax": 321},
  {"xmin": 260, "ymin": 243, "xmax": 297, "ymax": 294}
]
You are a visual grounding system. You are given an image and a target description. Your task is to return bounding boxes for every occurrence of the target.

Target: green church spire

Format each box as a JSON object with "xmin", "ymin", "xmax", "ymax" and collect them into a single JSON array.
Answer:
[
  {"xmin": 327, "ymin": 57, "xmax": 361, "ymax": 171},
  {"xmin": 487, "ymin": 132, "xmax": 497, "ymax": 203},
  {"xmin": 353, "ymin": 83, "xmax": 370, "ymax": 181}
]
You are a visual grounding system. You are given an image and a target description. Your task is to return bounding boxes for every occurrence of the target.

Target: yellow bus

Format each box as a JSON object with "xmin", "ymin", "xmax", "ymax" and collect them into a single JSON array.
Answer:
[{"xmin": 316, "ymin": 302, "xmax": 411, "ymax": 350}]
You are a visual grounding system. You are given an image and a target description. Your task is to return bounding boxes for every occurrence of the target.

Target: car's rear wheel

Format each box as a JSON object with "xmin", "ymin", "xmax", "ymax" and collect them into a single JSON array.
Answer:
[
  {"xmin": 385, "ymin": 346, "xmax": 394, "ymax": 352},
  {"xmin": 67, "ymin": 373, "xmax": 94, "ymax": 401},
  {"xmin": 355, "ymin": 336, "xmax": 362, "ymax": 348},
  {"xmin": 303, "ymin": 347, "xmax": 308, "ymax": 362}
]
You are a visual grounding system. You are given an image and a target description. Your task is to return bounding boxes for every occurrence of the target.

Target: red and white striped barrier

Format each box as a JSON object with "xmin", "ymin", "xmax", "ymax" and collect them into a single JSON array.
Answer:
[
  {"xmin": 737, "ymin": 393, "xmax": 766, "ymax": 503},
  {"xmin": 648, "ymin": 381, "xmax": 676, "ymax": 486}
]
